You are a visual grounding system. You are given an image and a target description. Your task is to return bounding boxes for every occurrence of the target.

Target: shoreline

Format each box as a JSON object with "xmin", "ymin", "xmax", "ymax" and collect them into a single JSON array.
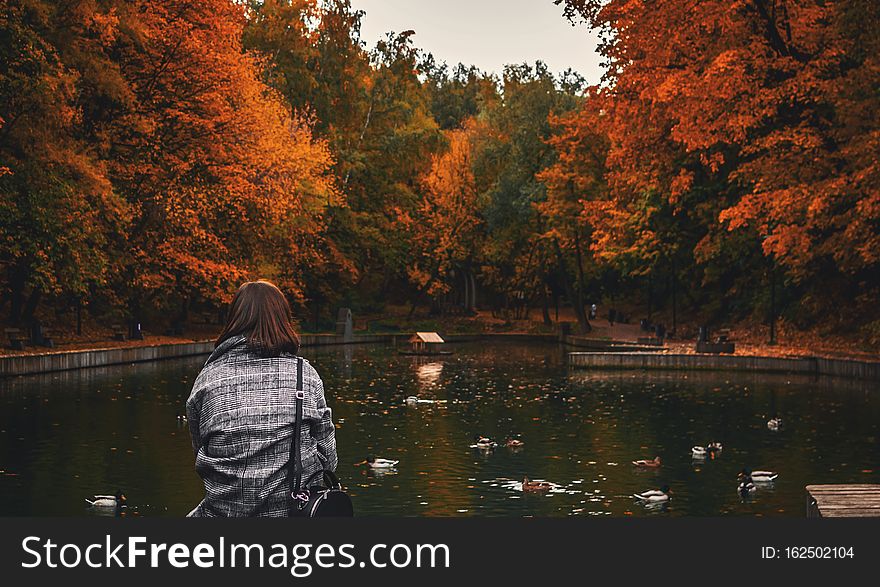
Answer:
[
  {"xmin": 568, "ymin": 351, "xmax": 880, "ymax": 381},
  {"xmin": 0, "ymin": 333, "xmax": 395, "ymax": 378},
  {"xmin": 1, "ymin": 332, "xmax": 879, "ymax": 381}
]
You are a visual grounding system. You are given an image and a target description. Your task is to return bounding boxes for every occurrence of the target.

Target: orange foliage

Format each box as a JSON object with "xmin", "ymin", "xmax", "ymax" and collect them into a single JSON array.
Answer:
[
  {"xmin": 404, "ymin": 120, "xmax": 483, "ymax": 296},
  {"xmin": 559, "ymin": 0, "xmax": 880, "ymax": 280},
  {"xmin": 104, "ymin": 0, "xmax": 339, "ymax": 304}
]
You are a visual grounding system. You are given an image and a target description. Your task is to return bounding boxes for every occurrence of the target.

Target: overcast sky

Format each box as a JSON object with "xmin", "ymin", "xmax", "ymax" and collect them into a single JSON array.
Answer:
[{"xmin": 348, "ymin": 0, "xmax": 604, "ymax": 83}]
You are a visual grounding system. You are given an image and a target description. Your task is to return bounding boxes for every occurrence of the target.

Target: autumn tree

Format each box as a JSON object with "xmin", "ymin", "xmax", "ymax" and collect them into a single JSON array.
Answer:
[
  {"xmin": 537, "ymin": 94, "xmax": 607, "ymax": 333},
  {"xmin": 1, "ymin": 0, "xmax": 338, "ymax": 330},
  {"xmin": 0, "ymin": 0, "xmax": 129, "ymax": 325},
  {"xmin": 402, "ymin": 121, "xmax": 484, "ymax": 314},
  {"xmin": 558, "ymin": 0, "xmax": 880, "ymax": 335},
  {"xmin": 473, "ymin": 62, "xmax": 584, "ymax": 324}
]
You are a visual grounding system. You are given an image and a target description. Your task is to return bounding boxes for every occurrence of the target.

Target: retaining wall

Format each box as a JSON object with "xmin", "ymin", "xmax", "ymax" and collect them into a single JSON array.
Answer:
[
  {"xmin": 568, "ymin": 351, "xmax": 880, "ymax": 381},
  {"xmin": 0, "ymin": 334, "xmax": 397, "ymax": 377}
]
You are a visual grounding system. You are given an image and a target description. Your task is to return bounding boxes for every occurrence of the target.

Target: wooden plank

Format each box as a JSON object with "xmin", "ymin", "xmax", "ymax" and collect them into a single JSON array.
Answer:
[{"xmin": 806, "ymin": 484, "xmax": 880, "ymax": 518}]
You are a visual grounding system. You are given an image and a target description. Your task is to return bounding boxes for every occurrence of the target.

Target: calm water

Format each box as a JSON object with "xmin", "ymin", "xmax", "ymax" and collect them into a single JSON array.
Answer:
[{"xmin": 1, "ymin": 341, "xmax": 878, "ymax": 517}]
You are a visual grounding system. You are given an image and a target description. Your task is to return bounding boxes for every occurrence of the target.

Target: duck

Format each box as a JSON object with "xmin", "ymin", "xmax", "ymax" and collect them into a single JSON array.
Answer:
[
  {"xmin": 633, "ymin": 485, "xmax": 671, "ymax": 503},
  {"xmin": 504, "ymin": 438, "xmax": 525, "ymax": 448},
  {"xmin": 85, "ymin": 491, "xmax": 126, "ymax": 509},
  {"xmin": 738, "ymin": 476, "xmax": 757, "ymax": 497},
  {"xmin": 632, "ymin": 456, "xmax": 662, "ymax": 468},
  {"xmin": 470, "ymin": 435, "xmax": 498, "ymax": 449},
  {"xmin": 176, "ymin": 413, "xmax": 187, "ymax": 423},
  {"xmin": 691, "ymin": 446, "xmax": 707, "ymax": 458},
  {"xmin": 739, "ymin": 468, "xmax": 778, "ymax": 483},
  {"xmin": 405, "ymin": 396, "xmax": 436, "ymax": 405},
  {"xmin": 358, "ymin": 455, "xmax": 399, "ymax": 469},
  {"xmin": 767, "ymin": 417, "xmax": 782, "ymax": 431},
  {"xmin": 521, "ymin": 477, "xmax": 553, "ymax": 493},
  {"xmin": 707, "ymin": 441, "xmax": 723, "ymax": 453}
]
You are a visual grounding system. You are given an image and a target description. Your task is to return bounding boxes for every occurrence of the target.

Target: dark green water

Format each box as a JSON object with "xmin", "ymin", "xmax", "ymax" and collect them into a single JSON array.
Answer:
[{"xmin": 1, "ymin": 341, "xmax": 877, "ymax": 517}]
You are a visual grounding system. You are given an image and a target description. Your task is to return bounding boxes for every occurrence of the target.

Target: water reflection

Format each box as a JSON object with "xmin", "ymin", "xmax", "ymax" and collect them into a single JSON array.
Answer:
[
  {"xmin": 415, "ymin": 361, "xmax": 444, "ymax": 389},
  {"xmin": 0, "ymin": 341, "xmax": 878, "ymax": 517}
]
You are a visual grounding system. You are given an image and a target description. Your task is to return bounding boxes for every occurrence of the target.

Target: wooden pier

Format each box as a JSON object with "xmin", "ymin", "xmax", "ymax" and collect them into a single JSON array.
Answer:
[{"xmin": 806, "ymin": 484, "xmax": 880, "ymax": 517}]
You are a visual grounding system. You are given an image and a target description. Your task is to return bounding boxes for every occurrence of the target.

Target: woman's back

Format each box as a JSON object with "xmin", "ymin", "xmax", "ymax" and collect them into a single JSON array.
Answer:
[{"xmin": 186, "ymin": 335, "xmax": 337, "ymax": 517}]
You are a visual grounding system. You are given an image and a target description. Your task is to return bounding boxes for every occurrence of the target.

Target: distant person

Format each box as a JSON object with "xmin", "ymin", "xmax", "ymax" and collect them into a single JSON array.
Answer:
[
  {"xmin": 185, "ymin": 280, "xmax": 337, "ymax": 517},
  {"xmin": 590, "ymin": 303, "xmax": 597, "ymax": 319}
]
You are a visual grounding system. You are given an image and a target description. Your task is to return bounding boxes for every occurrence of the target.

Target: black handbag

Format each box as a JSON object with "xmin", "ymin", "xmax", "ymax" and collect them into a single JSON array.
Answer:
[{"xmin": 289, "ymin": 357, "xmax": 353, "ymax": 517}]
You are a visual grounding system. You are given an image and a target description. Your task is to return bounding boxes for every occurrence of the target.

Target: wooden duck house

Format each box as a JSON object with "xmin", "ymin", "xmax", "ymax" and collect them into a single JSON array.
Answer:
[{"xmin": 401, "ymin": 332, "xmax": 452, "ymax": 356}]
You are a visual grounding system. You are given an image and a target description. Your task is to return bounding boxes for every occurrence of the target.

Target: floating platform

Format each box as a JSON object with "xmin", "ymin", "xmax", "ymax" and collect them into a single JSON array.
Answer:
[{"xmin": 806, "ymin": 484, "xmax": 880, "ymax": 517}]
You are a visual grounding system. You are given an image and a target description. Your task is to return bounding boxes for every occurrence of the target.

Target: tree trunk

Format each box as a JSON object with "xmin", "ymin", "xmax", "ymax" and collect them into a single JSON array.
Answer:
[
  {"xmin": 769, "ymin": 264, "xmax": 777, "ymax": 345},
  {"xmin": 76, "ymin": 297, "xmax": 83, "ymax": 336},
  {"xmin": 542, "ymin": 286, "xmax": 552, "ymax": 326},
  {"xmin": 8, "ymin": 264, "xmax": 27, "ymax": 325},
  {"xmin": 553, "ymin": 238, "xmax": 590, "ymax": 334},
  {"xmin": 23, "ymin": 287, "xmax": 41, "ymax": 325},
  {"xmin": 671, "ymin": 258, "xmax": 678, "ymax": 336},
  {"xmin": 573, "ymin": 231, "xmax": 592, "ymax": 333}
]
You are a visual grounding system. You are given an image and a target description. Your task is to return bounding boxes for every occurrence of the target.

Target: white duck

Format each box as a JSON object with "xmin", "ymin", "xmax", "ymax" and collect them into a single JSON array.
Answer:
[
  {"xmin": 470, "ymin": 435, "xmax": 498, "ymax": 449},
  {"xmin": 633, "ymin": 485, "xmax": 671, "ymax": 503},
  {"xmin": 767, "ymin": 418, "xmax": 782, "ymax": 431},
  {"xmin": 359, "ymin": 456, "xmax": 399, "ymax": 469},
  {"xmin": 85, "ymin": 491, "xmax": 126, "ymax": 508},
  {"xmin": 739, "ymin": 468, "xmax": 778, "ymax": 483},
  {"xmin": 691, "ymin": 446, "xmax": 707, "ymax": 458}
]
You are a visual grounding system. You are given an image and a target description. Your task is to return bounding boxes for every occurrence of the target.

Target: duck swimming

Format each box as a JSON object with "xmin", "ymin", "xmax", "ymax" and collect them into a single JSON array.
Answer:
[
  {"xmin": 521, "ymin": 477, "xmax": 553, "ymax": 493},
  {"xmin": 176, "ymin": 413, "xmax": 187, "ymax": 423},
  {"xmin": 738, "ymin": 476, "xmax": 757, "ymax": 497},
  {"xmin": 767, "ymin": 417, "xmax": 782, "ymax": 431},
  {"xmin": 692, "ymin": 446, "xmax": 707, "ymax": 458},
  {"xmin": 85, "ymin": 491, "xmax": 126, "ymax": 509},
  {"xmin": 632, "ymin": 456, "xmax": 662, "ymax": 468},
  {"xmin": 633, "ymin": 485, "xmax": 671, "ymax": 503},
  {"xmin": 504, "ymin": 438, "xmax": 525, "ymax": 448},
  {"xmin": 739, "ymin": 468, "xmax": 778, "ymax": 483},
  {"xmin": 471, "ymin": 435, "xmax": 498, "ymax": 449},
  {"xmin": 358, "ymin": 455, "xmax": 399, "ymax": 469}
]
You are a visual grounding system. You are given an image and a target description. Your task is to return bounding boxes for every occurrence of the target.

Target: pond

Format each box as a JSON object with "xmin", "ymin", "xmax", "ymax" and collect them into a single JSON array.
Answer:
[{"xmin": 1, "ymin": 341, "xmax": 878, "ymax": 517}]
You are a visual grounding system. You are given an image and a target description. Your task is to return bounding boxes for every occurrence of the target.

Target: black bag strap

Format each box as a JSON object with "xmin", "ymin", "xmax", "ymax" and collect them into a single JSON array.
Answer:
[
  {"xmin": 300, "ymin": 469, "xmax": 343, "ymax": 491},
  {"xmin": 289, "ymin": 357, "xmax": 305, "ymax": 499}
]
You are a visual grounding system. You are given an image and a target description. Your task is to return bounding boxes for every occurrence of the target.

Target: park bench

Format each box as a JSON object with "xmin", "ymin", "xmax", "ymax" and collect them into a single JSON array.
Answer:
[
  {"xmin": 696, "ymin": 327, "xmax": 735, "ymax": 354},
  {"xmin": 38, "ymin": 328, "xmax": 55, "ymax": 348},
  {"xmin": 111, "ymin": 324, "xmax": 127, "ymax": 342},
  {"xmin": 28, "ymin": 321, "xmax": 55, "ymax": 348},
  {"xmin": 714, "ymin": 328, "xmax": 732, "ymax": 343},
  {"xmin": 164, "ymin": 323, "xmax": 184, "ymax": 336},
  {"xmin": 5, "ymin": 328, "xmax": 26, "ymax": 350}
]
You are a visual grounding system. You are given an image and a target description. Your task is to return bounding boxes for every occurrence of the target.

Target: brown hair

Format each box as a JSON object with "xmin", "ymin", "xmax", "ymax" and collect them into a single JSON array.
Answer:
[{"xmin": 216, "ymin": 280, "xmax": 300, "ymax": 357}]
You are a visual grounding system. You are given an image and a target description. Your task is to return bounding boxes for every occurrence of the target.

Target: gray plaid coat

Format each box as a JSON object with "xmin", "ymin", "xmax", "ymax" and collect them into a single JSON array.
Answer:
[{"xmin": 185, "ymin": 335, "xmax": 337, "ymax": 517}]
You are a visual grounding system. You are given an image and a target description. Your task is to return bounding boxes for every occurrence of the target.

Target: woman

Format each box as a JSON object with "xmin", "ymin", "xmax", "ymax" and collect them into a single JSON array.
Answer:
[{"xmin": 186, "ymin": 280, "xmax": 337, "ymax": 517}]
